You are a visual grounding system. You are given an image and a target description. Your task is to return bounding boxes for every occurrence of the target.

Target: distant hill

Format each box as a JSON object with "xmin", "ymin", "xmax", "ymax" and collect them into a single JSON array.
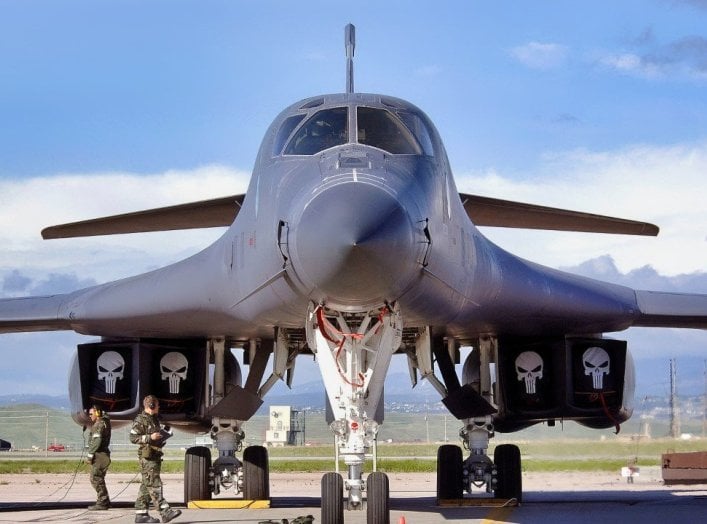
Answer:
[
  {"xmin": 0, "ymin": 394, "xmax": 70, "ymax": 410},
  {"xmin": 1, "ymin": 356, "xmax": 702, "ymax": 414},
  {"xmin": 260, "ymin": 372, "xmax": 444, "ymax": 414},
  {"xmin": 0, "ymin": 403, "xmax": 81, "ymax": 451}
]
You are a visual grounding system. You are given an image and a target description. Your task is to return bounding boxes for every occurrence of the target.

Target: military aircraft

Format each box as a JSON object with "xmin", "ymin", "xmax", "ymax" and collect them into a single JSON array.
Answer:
[{"xmin": 1, "ymin": 23, "xmax": 706, "ymax": 522}]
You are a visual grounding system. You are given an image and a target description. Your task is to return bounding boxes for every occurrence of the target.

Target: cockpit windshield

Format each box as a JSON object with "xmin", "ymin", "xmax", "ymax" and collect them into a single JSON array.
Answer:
[
  {"xmin": 284, "ymin": 107, "xmax": 348, "ymax": 155},
  {"xmin": 357, "ymin": 107, "xmax": 421, "ymax": 155},
  {"xmin": 280, "ymin": 104, "xmax": 435, "ymax": 157}
]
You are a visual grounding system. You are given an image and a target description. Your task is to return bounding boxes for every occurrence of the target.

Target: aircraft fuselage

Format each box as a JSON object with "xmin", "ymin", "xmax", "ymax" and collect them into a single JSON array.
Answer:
[{"xmin": 55, "ymin": 93, "xmax": 640, "ymax": 342}]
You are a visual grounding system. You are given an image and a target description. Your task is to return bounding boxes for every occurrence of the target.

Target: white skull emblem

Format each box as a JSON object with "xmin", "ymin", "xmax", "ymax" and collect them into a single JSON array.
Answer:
[
  {"xmin": 583, "ymin": 347, "xmax": 610, "ymax": 390},
  {"xmin": 160, "ymin": 352, "xmax": 188, "ymax": 394},
  {"xmin": 515, "ymin": 351, "xmax": 543, "ymax": 394},
  {"xmin": 96, "ymin": 351, "xmax": 125, "ymax": 395}
]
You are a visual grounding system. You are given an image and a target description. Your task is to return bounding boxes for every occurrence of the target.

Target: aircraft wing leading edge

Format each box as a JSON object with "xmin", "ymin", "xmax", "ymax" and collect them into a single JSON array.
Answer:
[
  {"xmin": 41, "ymin": 194, "xmax": 245, "ymax": 239},
  {"xmin": 462, "ymin": 193, "xmax": 659, "ymax": 235},
  {"xmin": 38, "ymin": 192, "xmax": 657, "ymax": 241}
]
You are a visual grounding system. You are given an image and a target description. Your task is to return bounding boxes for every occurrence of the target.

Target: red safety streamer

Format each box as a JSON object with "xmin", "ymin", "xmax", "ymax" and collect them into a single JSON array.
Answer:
[{"xmin": 315, "ymin": 306, "xmax": 365, "ymax": 388}]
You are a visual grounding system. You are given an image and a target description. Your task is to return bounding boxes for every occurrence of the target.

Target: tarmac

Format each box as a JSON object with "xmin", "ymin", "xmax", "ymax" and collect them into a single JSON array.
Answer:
[{"xmin": 1, "ymin": 468, "xmax": 706, "ymax": 523}]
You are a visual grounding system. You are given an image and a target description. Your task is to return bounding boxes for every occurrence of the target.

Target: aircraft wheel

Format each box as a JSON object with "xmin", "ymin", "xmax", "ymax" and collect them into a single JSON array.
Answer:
[
  {"xmin": 321, "ymin": 472, "xmax": 344, "ymax": 524},
  {"xmin": 184, "ymin": 446, "xmax": 212, "ymax": 503},
  {"xmin": 366, "ymin": 471, "xmax": 390, "ymax": 524},
  {"xmin": 494, "ymin": 444, "xmax": 522, "ymax": 502},
  {"xmin": 436, "ymin": 444, "xmax": 463, "ymax": 500},
  {"xmin": 243, "ymin": 445, "xmax": 270, "ymax": 500}
]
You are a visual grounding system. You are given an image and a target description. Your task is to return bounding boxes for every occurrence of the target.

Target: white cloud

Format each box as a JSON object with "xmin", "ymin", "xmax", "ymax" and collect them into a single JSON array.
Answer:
[
  {"xmin": 599, "ymin": 53, "xmax": 651, "ymax": 74},
  {"xmin": 456, "ymin": 142, "xmax": 707, "ymax": 275},
  {"xmin": 598, "ymin": 52, "xmax": 664, "ymax": 78},
  {"xmin": 510, "ymin": 42, "xmax": 569, "ymax": 70},
  {"xmin": 0, "ymin": 165, "xmax": 250, "ymax": 283},
  {"xmin": 0, "ymin": 164, "xmax": 248, "ymax": 234},
  {"xmin": 596, "ymin": 36, "xmax": 707, "ymax": 80}
]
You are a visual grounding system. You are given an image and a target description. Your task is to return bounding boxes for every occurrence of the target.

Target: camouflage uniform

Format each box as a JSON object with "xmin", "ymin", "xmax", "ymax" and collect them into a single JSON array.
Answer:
[
  {"xmin": 87, "ymin": 413, "xmax": 111, "ymax": 508},
  {"xmin": 130, "ymin": 409, "xmax": 175, "ymax": 520}
]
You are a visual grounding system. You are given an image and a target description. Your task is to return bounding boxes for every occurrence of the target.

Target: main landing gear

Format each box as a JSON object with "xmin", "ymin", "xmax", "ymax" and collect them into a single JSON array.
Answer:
[
  {"xmin": 436, "ymin": 417, "xmax": 522, "ymax": 503},
  {"xmin": 423, "ymin": 335, "xmax": 523, "ymax": 503},
  {"xmin": 183, "ymin": 337, "xmax": 271, "ymax": 504},
  {"xmin": 183, "ymin": 427, "xmax": 270, "ymax": 503}
]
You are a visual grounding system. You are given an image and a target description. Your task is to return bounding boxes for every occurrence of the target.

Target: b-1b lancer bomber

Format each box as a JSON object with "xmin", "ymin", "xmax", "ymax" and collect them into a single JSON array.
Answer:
[{"xmin": 1, "ymin": 23, "xmax": 706, "ymax": 523}]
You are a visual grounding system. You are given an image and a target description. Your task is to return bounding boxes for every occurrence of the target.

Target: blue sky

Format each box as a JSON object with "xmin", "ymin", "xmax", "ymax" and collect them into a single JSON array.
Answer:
[
  {"xmin": 1, "ymin": 1, "xmax": 706, "ymax": 396},
  {"xmin": 3, "ymin": 0, "xmax": 707, "ymax": 178}
]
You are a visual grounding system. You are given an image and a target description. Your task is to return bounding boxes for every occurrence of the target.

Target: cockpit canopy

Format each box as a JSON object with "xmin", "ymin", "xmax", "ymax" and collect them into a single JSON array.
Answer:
[
  {"xmin": 272, "ymin": 103, "xmax": 436, "ymax": 157},
  {"xmin": 283, "ymin": 107, "xmax": 348, "ymax": 156}
]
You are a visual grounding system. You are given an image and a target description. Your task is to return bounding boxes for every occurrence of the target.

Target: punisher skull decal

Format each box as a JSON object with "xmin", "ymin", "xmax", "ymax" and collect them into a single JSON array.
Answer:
[
  {"xmin": 160, "ymin": 351, "xmax": 189, "ymax": 394},
  {"xmin": 515, "ymin": 351, "xmax": 543, "ymax": 394},
  {"xmin": 96, "ymin": 351, "xmax": 125, "ymax": 395},
  {"xmin": 583, "ymin": 346, "xmax": 610, "ymax": 390}
]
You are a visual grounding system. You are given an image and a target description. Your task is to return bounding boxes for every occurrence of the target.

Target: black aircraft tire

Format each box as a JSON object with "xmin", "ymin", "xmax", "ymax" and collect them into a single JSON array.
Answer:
[
  {"xmin": 184, "ymin": 446, "xmax": 212, "ymax": 503},
  {"xmin": 321, "ymin": 472, "xmax": 344, "ymax": 524},
  {"xmin": 366, "ymin": 471, "xmax": 390, "ymax": 524},
  {"xmin": 243, "ymin": 445, "xmax": 270, "ymax": 500},
  {"xmin": 494, "ymin": 443, "xmax": 522, "ymax": 502},
  {"xmin": 436, "ymin": 444, "xmax": 463, "ymax": 500}
]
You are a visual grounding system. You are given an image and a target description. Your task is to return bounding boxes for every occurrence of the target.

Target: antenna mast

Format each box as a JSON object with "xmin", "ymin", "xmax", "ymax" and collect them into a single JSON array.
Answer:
[
  {"xmin": 345, "ymin": 23, "xmax": 355, "ymax": 94},
  {"xmin": 669, "ymin": 358, "xmax": 681, "ymax": 438}
]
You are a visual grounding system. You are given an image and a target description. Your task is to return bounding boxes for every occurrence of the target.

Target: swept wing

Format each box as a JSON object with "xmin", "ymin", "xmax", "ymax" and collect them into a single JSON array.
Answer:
[
  {"xmin": 41, "ymin": 194, "xmax": 245, "ymax": 239},
  {"xmin": 39, "ymin": 192, "xmax": 656, "ymax": 240}
]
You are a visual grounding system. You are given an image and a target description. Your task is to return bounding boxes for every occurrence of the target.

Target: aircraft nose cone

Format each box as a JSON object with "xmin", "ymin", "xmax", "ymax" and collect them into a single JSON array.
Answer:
[{"xmin": 291, "ymin": 182, "xmax": 419, "ymax": 308}]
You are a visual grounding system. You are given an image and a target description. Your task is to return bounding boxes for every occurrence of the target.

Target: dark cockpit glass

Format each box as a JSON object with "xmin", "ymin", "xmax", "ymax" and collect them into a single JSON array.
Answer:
[
  {"xmin": 284, "ymin": 107, "xmax": 348, "ymax": 155},
  {"xmin": 397, "ymin": 111, "xmax": 435, "ymax": 156},
  {"xmin": 273, "ymin": 114, "xmax": 306, "ymax": 156},
  {"xmin": 357, "ymin": 107, "xmax": 421, "ymax": 155},
  {"xmin": 279, "ymin": 105, "xmax": 435, "ymax": 157}
]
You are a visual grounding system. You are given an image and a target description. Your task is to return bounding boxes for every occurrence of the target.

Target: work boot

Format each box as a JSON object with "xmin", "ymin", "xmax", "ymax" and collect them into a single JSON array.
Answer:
[
  {"xmin": 161, "ymin": 508, "xmax": 182, "ymax": 523},
  {"xmin": 87, "ymin": 503, "xmax": 110, "ymax": 510},
  {"xmin": 135, "ymin": 514, "xmax": 160, "ymax": 523}
]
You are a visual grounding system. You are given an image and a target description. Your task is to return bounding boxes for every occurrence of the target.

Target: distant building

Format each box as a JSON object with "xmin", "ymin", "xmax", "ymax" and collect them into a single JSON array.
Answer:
[{"xmin": 265, "ymin": 406, "xmax": 305, "ymax": 446}]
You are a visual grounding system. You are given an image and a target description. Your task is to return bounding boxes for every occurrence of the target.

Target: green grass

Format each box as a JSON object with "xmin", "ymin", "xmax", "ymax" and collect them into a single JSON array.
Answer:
[
  {"xmin": 0, "ymin": 458, "xmax": 665, "ymax": 475},
  {"xmin": 2, "ymin": 438, "xmax": 702, "ymax": 474},
  {"xmin": 0, "ymin": 459, "xmax": 185, "ymax": 475},
  {"xmin": 2, "ymin": 405, "xmax": 705, "ymax": 476}
]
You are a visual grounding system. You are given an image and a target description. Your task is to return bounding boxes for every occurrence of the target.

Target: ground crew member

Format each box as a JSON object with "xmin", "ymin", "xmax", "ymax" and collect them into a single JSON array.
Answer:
[
  {"xmin": 130, "ymin": 394, "xmax": 181, "ymax": 524},
  {"xmin": 86, "ymin": 404, "xmax": 111, "ymax": 510}
]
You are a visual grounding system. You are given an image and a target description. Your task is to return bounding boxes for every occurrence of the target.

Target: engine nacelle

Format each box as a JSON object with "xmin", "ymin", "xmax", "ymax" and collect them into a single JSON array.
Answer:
[
  {"xmin": 69, "ymin": 338, "xmax": 241, "ymax": 432},
  {"xmin": 492, "ymin": 336, "xmax": 634, "ymax": 432}
]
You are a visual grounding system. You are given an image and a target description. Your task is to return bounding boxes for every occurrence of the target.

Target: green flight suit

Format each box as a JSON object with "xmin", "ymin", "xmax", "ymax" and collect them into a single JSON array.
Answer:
[
  {"xmin": 130, "ymin": 410, "xmax": 174, "ymax": 517},
  {"xmin": 87, "ymin": 414, "xmax": 111, "ymax": 507}
]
